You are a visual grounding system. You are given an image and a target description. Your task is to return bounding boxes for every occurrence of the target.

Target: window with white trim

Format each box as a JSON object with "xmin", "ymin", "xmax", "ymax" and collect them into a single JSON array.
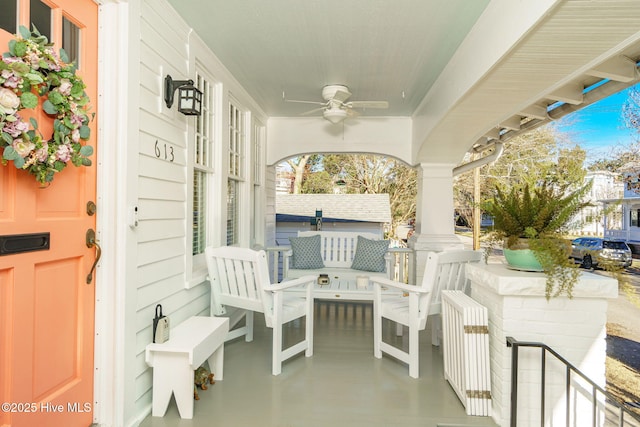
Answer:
[
  {"xmin": 253, "ymin": 121, "xmax": 263, "ymax": 186},
  {"xmin": 251, "ymin": 119, "xmax": 265, "ymax": 245},
  {"xmin": 227, "ymin": 100, "xmax": 245, "ymax": 245},
  {"xmin": 192, "ymin": 73, "xmax": 215, "ymax": 258}
]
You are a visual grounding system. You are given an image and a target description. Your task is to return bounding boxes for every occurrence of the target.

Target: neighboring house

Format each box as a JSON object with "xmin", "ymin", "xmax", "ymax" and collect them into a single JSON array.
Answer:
[
  {"xmin": 275, "ymin": 164, "xmax": 294, "ymax": 194},
  {"xmin": 275, "ymin": 193, "xmax": 392, "ymax": 245},
  {"xmin": 573, "ymin": 171, "xmax": 624, "ymax": 236},
  {"xmin": 603, "ymin": 162, "xmax": 640, "ymax": 252}
]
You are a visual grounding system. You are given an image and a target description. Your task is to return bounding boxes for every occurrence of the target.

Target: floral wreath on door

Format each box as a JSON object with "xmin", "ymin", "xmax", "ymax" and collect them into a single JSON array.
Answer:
[{"xmin": 0, "ymin": 26, "xmax": 93, "ymax": 185}]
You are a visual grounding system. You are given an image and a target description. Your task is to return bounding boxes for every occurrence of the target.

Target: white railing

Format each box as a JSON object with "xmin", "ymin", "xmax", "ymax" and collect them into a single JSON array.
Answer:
[
  {"xmin": 264, "ymin": 246, "xmax": 289, "ymax": 283},
  {"xmin": 264, "ymin": 246, "xmax": 414, "ymax": 284},
  {"xmin": 387, "ymin": 247, "xmax": 414, "ymax": 284}
]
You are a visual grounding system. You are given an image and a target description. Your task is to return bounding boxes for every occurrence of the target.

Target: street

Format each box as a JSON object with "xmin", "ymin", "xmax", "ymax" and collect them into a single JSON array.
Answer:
[
  {"xmin": 594, "ymin": 260, "xmax": 640, "ymax": 342},
  {"xmin": 598, "ymin": 262, "xmax": 640, "ymax": 346}
]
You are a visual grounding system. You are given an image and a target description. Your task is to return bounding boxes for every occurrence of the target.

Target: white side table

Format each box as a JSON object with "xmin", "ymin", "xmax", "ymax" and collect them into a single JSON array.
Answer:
[{"xmin": 145, "ymin": 316, "xmax": 229, "ymax": 419}]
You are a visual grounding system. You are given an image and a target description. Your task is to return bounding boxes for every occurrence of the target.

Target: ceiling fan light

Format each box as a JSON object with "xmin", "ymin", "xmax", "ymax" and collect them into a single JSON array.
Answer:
[{"xmin": 323, "ymin": 107, "xmax": 348, "ymax": 124}]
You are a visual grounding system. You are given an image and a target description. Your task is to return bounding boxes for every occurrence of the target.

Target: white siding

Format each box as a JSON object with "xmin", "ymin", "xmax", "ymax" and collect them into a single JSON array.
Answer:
[
  {"xmin": 121, "ymin": 0, "xmax": 269, "ymax": 424},
  {"xmin": 132, "ymin": 0, "xmax": 195, "ymax": 420}
]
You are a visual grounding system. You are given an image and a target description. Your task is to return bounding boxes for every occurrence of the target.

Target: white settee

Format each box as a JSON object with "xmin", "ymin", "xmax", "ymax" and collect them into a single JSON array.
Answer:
[{"xmin": 283, "ymin": 231, "xmax": 392, "ymax": 282}]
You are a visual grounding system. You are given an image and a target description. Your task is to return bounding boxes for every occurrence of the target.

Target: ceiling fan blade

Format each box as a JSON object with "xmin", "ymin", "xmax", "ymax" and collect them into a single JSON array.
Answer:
[
  {"xmin": 346, "ymin": 109, "xmax": 360, "ymax": 118},
  {"xmin": 347, "ymin": 101, "xmax": 389, "ymax": 109},
  {"xmin": 285, "ymin": 99, "xmax": 327, "ymax": 106},
  {"xmin": 300, "ymin": 106, "xmax": 327, "ymax": 116},
  {"xmin": 332, "ymin": 88, "xmax": 352, "ymax": 103}
]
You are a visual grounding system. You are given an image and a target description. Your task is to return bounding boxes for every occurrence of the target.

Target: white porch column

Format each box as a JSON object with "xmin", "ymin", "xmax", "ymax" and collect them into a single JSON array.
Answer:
[
  {"xmin": 467, "ymin": 263, "xmax": 618, "ymax": 427},
  {"xmin": 409, "ymin": 163, "xmax": 464, "ymax": 283}
]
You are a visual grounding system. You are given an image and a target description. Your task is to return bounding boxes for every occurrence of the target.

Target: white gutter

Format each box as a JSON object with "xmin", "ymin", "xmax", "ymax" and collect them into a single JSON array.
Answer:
[{"xmin": 452, "ymin": 141, "xmax": 504, "ymax": 176}]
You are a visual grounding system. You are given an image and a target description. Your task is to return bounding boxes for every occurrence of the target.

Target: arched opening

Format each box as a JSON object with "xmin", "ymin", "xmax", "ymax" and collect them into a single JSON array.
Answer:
[{"xmin": 273, "ymin": 153, "xmax": 417, "ymax": 245}]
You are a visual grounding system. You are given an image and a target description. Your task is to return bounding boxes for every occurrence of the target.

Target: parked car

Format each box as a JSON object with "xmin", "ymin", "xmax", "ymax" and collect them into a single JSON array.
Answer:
[{"xmin": 569, "ymin": 237, "xmax": 633, "ymax": 269}]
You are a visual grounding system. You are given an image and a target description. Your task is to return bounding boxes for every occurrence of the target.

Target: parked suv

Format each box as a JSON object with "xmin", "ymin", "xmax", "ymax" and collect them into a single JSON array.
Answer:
[{"xmin": 569, "ymin": 237, "xmax": 633, "ymax": 269}]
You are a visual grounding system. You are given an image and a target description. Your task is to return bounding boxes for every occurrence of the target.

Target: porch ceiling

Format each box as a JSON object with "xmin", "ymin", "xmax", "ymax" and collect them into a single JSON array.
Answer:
[{"xmin": 167, "ymin": 0, "xmax": 640, "ymax": 165}]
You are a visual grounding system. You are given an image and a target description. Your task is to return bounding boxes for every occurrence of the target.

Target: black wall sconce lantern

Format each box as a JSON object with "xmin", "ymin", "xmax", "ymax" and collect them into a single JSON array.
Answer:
[{"xmin": 164, "ymin": 74, "xmax": 203, "ymax": 116}]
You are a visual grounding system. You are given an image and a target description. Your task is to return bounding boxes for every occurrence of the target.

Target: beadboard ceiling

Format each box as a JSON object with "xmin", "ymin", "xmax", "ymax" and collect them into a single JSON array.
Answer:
[
  {"xmin": 165, "ymin": 0, "xmax": 490, "ymax": 118},
  {"xmin": 166, "ymin": 0, "xmax": 640, "ymax": 163}
]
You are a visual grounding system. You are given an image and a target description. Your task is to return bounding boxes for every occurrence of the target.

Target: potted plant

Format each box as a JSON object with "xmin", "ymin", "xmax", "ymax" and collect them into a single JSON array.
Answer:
[{"xmin": 482, "ymin": 180, "xmax": 592, "ymax": 298}]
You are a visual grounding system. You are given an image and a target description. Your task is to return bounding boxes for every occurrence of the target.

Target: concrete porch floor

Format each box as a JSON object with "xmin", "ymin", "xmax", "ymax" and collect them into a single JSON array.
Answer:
[{"xmin": 139, "ymin": 300, "xmax": 499, "ymax": 427}]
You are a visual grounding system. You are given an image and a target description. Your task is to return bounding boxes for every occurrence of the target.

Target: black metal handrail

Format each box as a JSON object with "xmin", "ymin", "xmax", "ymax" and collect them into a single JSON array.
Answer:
[{"xmin": 507, "ymin": 336, "xmax": 640, "ymax": 427}]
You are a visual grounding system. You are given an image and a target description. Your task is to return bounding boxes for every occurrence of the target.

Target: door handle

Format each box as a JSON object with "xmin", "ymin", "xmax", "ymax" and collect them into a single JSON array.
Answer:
[{"xmin": 86, "ymin": 229, "xmax": 102, "ymax": 284}]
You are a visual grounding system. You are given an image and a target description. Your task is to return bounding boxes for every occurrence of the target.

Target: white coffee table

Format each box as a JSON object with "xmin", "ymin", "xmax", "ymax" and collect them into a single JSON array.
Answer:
[
  {"xmin": 311, "ymin": 279, "xmax": 375, "ymax": 300},
  {"xmin": 286, "ymin": 276, "xmax": 384, "ymax": 300}
]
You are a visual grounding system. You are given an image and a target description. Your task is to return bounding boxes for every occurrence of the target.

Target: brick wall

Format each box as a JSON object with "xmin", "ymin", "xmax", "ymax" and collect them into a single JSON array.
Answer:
[{"xmin": 468, "ymin": 263, "xmax": 617, "ymax": 427}]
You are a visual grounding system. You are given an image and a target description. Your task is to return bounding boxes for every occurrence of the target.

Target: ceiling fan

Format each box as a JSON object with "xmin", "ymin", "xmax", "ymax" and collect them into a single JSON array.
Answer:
[{"xmin": 286, "ymin": 84, "xmax": 389, "ymax": 124}]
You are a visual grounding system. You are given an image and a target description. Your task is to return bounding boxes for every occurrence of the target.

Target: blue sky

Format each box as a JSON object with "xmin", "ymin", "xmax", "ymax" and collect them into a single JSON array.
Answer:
[{"xmin": 552, "ymin": 85, "xmax": 639, "ymax": 163}]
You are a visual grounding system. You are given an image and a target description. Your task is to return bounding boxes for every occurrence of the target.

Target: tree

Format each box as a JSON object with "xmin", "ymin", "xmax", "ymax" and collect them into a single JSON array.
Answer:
[
  {"xmin": 575, "ymin": 87, "xmax": 640, "ymax": 174},
  {"xmin": 285, "ymin": 154, "xmax": 324, "ymax": 193},
  {"xmin": 300, "ymin": 170, "xmax": 334, "ymax": 193},
  {"xmin": 615, "ymin": 87, "xmax": 640, "ymax": 167},
  {"xmin": 622, "ymin": 87, "xmax": 640, "ymax": 133},
  {"xmin": 285, "ymin": 155, "xmax": 309, "ymax": 194},
  {"xmin": 384, "ymin": 161, "xmax": 417, "ymax": 230},
  {"xmin": 589, "ymin": 140, "xmax": 640, "ymax": 171},
  {"xmin": 323, "ymin": 155, "xmax": 394, "ymax": 193},
  {"xmin": 454, "ymin": 127, "xmax": 587, "ymax": 228},
  {"xmin": 483, "ymin": 127, "xmax": 586, "ymax": 189},
  {"xmin": 280, "ymin": 154, "xmax": 417, "ymax": 237},
  {"xmin": 322, "ymin": 154, "xmax": 417, "ymax": 236}
]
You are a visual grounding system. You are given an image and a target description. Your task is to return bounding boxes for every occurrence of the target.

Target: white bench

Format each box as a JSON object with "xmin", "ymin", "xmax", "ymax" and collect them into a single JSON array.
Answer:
[
  {"xmin": 283, "ymin": 231, "xmax": 392, "ymax": 282},
  {"xmin": 145, "ymin": 316, "xmax": 229, "ymax": 419}
]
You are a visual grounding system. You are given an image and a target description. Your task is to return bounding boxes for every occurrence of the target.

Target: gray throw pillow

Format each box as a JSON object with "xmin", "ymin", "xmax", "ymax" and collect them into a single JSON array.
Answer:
[
  {"xmin": 351, "ymin": 236, "xmax": 389, "ymax": 272},
  {"xmin": 289, "ymin": 235, "xmax": 325, "ymax": 269}
]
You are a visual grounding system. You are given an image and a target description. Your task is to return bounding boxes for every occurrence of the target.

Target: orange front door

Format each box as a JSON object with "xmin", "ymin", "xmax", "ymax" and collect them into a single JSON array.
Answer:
[{"xmin": 0, "ymin": 1, "xmax": 98, "ymax": 426}]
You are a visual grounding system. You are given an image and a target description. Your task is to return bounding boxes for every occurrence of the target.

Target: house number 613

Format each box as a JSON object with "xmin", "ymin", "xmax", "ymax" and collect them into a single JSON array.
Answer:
[{"xmin": 154, "ymin": 140, "xmax": 175, "ymax": 162}]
